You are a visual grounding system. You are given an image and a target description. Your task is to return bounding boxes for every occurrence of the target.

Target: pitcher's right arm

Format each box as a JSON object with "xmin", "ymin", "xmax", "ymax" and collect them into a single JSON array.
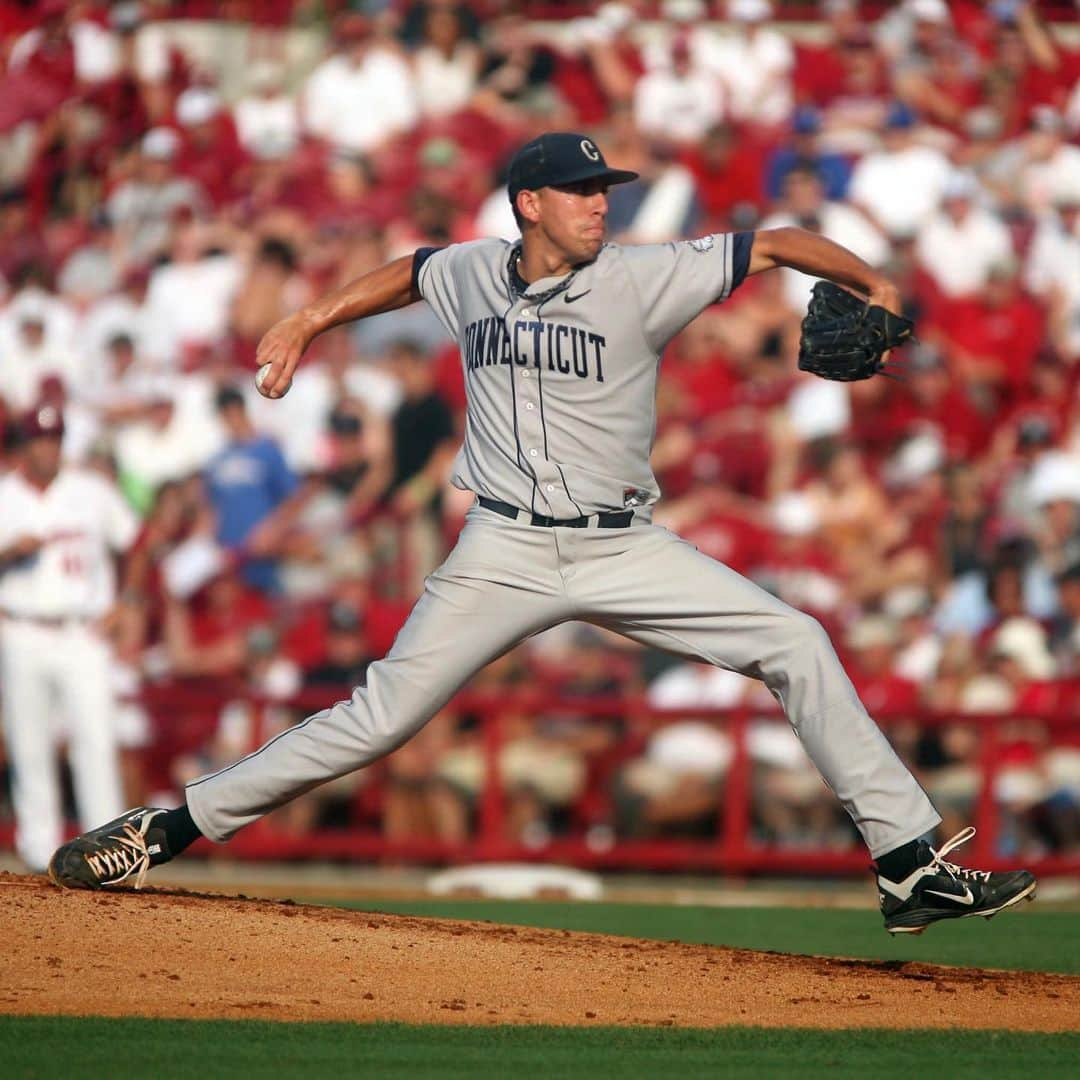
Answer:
[{"xmin": 255, "ymin": 253, "xmax": 417, "ymax": 399}]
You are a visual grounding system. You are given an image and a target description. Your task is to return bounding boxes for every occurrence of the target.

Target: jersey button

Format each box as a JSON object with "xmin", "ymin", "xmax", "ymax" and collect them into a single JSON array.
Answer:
[
  {"xmin": 521, "ymin": 370, "xmax": 530, "ymax": 378},
  {"xmin": 529, "ymin": 449, "xmax": 538, "ymax": 457},
  {"xmin": 525, "ymin": 402, "xmax": 535, "ymax": 411},
  {"xmin": 546, "ymin": 484, "xmax": 555, "ymax": 492},
  {"xmin": 522, "ymin": 308, "xmax": 533, "ymax": 318}
]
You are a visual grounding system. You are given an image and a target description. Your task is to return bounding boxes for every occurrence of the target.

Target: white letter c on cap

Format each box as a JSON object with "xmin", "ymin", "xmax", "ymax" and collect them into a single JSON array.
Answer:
[{"xmin": 580, "ymin": 139, "xmax": 600, "ymax": 161}]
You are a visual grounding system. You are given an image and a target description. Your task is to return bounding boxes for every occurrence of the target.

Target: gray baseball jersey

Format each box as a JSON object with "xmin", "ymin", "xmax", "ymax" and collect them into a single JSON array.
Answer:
[
  {"xmin": 185, "ymin": 233, "xmax": 941, "ymax": 861},
  {"xmin": 416, "ymin": 233, "xmax": 749, "ymax": 519}
]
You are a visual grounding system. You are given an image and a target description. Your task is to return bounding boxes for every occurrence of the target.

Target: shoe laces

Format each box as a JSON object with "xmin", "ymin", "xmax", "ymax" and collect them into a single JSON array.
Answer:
[
  {"xmin": 927, "ymin": 827, "xmax": 991, "ymax": 884},
  {"xmin": 84, "ymin": 819, "xmax": 153, "ymax": 889}
]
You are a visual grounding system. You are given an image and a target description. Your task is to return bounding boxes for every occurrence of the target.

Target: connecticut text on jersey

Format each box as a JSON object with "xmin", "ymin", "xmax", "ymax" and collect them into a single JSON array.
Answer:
[{"xmin": 463, "ymin": 317, "xmax": 608, "ymax": 382}]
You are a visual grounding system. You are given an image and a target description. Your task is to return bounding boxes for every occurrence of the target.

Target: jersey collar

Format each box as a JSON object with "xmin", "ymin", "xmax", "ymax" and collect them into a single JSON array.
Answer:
[{"xmin": 506, "ymin": 242, "xmax": 580, "ymax": 306}]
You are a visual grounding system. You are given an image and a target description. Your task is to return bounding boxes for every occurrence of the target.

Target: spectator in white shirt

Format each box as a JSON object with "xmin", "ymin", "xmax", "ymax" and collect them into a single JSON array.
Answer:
[
  {"xmin": 915, "ymin": 171, "xmax": 1014, "ymax": 299},
  {"xmin": 648, "ymin": 660, "xmax": 751, "ymax": 712},
  {"xmin": 1026, "ymin": 187, "xmax": 1080, "ymax": 299},
  {"xmin": 875, "ymin": 0, "xmax": 952, "ymax": 70},
  {"xmin": 0, "ymin": 302, "xmax": 81, "ymax": 412},
  {"xmin": 1019, "ymin": 107, "xmax": 1080, "ymax": 217},
  {"xmin": 633, "ymin": 33, "xmax": 724, "ymax": 147},
  {"xmin": 57, "ymin": 214, "xmax": 120, "ymax": 306},
  {"xmin": 232, "ymin": 61, "xmax": 301, "ymax": 161},
  {"xmin": 1026, "ymin": 188, "xmax": 1080, "ymax": 363},
  {"xmin": 691, "ymin": 0, "xmax": 793, "ymax": 127},
  {"xmin": 848, "ymin": 102, "xmax": 951, "ymax": 239},
  {"xmin": 142, "ymin": 222, "xmax": 241, "ymax": 367},
  {"xmin": 302, "ymin": 15, "xmax": 418, "ymax": 157},
  {"xmin": 78, "ymin": 267, "xmax": 152, "ymax": 378},
  {"xmin": 111, "ymin": 383, "xmax": 224, "ymax": 497},
  {"xmin": 106, "ymin": 128, "xmax": 207, "ymax": 264},
  {"xmin": 412, "ymin": 6, "xmax": 481, "ymax": 118},
  {"xmin": 0, "ymin": 274, "xmax": 77, "ymax": 358},
  {"xmin": 81, "ymin": 332, "xmax": 165, "ymax": 426},
  {"xmin": 760, "ymin": 162, "xmax": 891, "ymax": 312}
]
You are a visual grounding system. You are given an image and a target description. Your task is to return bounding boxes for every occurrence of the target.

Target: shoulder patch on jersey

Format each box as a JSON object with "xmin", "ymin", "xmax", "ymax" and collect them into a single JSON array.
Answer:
[{"xmin": 687, "ymin": 235, "xmax": 715, "ymax": 254}]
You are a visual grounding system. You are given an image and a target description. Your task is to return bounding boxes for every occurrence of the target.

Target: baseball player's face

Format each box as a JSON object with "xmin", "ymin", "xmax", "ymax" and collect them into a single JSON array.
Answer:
[
  {"xmin": 23, "ymin": 434, "xmax": 62, "ymax": 482},
  {"xmin": 19, "ymin": 320, "xmax": 45, "ymax": 347},
  {"xmin": 530, "ymin": 179, "xmax": 609, "ymax": 266}
]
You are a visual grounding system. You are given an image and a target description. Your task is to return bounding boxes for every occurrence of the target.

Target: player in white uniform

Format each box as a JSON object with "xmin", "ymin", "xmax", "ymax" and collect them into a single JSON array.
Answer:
[
  {"xmin": 49, "ymin": 133, "xmax": 1035, "ymax": 934},
  {"xmin": 0, "ymin": 405, "xmax": 139, "ymax": 870}
]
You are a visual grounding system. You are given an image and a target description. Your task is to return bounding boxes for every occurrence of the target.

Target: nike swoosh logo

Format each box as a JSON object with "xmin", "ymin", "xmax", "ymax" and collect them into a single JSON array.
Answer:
[
  {"xmin": 565, "ymin": 290, "xmax": 591, "ymax": 304},
  {"xmin": 925, "ymin": 886, "xmax": 975, "ymax": 906}
]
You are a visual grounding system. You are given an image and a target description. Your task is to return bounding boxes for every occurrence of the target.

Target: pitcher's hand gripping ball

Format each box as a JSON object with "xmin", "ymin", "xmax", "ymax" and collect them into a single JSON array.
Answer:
[
  {"xmin": 255, "ymin": 362, "xmax": 291, "ymax": 397},
  {"xmin": 797, "ymin": 280, "xmax": 914, "ymax": 382}
]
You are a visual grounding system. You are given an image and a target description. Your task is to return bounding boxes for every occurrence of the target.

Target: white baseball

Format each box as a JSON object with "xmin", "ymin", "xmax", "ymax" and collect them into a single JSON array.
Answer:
[{"xmin": 256, "ymin": 362, "xmax": 288, "ymax": 396}]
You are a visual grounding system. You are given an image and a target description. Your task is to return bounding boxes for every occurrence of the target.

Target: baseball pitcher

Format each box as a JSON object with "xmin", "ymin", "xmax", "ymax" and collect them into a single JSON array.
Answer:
[{"xmin": 50, "ymin": 133, "xmax": 1035, "ymax": 935}]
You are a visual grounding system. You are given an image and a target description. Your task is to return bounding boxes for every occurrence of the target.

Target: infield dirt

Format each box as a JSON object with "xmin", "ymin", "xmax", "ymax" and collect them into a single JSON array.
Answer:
[{"xmin": 2, "ymin": 872, "xmax": 1076, "ymax": 1031}]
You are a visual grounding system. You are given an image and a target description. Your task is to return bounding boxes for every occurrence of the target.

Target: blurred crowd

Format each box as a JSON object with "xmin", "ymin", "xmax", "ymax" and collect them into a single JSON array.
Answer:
[{"xmin": 1, "ymin": 0, "xmax": 1079, "ymax": 861}]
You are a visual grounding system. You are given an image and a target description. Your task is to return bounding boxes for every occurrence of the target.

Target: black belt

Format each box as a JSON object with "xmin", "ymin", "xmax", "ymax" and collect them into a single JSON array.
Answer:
[{"xmin": 478, "ymin": 496, "xmax": 634, "ymax": 529}]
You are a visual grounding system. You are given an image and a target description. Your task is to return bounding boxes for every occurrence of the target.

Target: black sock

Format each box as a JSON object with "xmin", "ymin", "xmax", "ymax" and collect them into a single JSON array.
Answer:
[
  {"xmin": 875, "ymin": 838, "xmax": 923, "ymax": 881},
  {"xmin": 156, "ymin": 803, "xmax": 203, "ymax": 859}
]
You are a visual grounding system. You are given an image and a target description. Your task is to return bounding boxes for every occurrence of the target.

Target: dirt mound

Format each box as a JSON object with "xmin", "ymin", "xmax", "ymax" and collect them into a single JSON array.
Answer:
[{"xmin": 1, "ymin": 873, "xmax": 1076, "ymax": 1030}]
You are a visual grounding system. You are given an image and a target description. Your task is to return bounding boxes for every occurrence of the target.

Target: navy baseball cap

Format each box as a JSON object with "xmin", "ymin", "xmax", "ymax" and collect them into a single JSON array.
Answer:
[{"xmin": 506, "ymin": 132, "xmax": 638, "ymax": 203}]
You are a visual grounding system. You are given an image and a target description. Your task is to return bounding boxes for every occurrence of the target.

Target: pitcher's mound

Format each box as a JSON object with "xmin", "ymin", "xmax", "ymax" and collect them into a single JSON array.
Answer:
[{"xmin": 1, "ymin": 873, "xmax": 1076, "ymax": 1030}]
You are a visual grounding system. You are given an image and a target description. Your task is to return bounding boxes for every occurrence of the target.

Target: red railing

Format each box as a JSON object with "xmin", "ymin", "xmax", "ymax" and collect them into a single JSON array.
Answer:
[{"xmin": 35, "ymin": 683, "xmax": 1068, "ymax": 878}]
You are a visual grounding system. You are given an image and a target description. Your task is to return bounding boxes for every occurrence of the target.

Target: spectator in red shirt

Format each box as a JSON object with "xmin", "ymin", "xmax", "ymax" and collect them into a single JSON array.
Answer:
[
  {"xmin": 880, "ymin": 342, "xmax": 993, "ymax": 463},
  {"xmin": 748, "ymin": 492, "xmax": 845, "ymax": 621},
  {"xmin": 981, "ymin": 17, "xmax": 1073, "ymax": 138},
  {"xmin": 680, "ymin": 122, "xmax": 766, "ymax": 228},
  {"xmin": 305, "ymin": 601, "xmax": 375, "ymax": 690},
  {"xmin": 932, "ymin": 258, "xmax": 1045, "ymax": 406},
  {"xmin": 658, "ymin": 313, "xmax": 738, "ymax": 426},
  {"xmin": 816, "ymin": 26, "xmax": 891, "ymax": 140},
  {"xmin": 329, "ymin": 148, "xmax": 408, "ymax": 234},
  {"xmin": 551, "ymin": 3, "xmax": 643, "ymax": 125},
  {"xmin": 0, "ymin": 189, "xmax": 47, "ymax": 282},
  {"xmin": 164, "ymin": 563, "xmax": 274, "ymax": 681},
  {"xmin": 987, "ymin": 616, "xmax": 1061, "ymax": 718},
  {"xmin": 174, "ymin": 86, "xmax": 251, "ymax": 209},
  {"xmin": 0, "ymin": 2, "xmax": 76, "ymax": 134},
  {"xmin": 894, "ymin": 33, "xmax": 985, "ymax": 135},
  {"xmin": 792, "ymin": 0, "xmax": 861, "ymax": 110},
  {"xmin": 844, "ymin": 615, "xmax": 920, "ymax": 717},
  {"xmin": 993, "ymin": 359, "xmax": 1074, "ymax": 466}
]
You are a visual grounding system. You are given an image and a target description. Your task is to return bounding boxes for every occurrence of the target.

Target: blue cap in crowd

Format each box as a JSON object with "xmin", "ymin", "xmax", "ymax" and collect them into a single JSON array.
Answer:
[
  {"xmin": 885, "ymin": 102, "xmax": 917, "ymax": 130},
  {"xmin": 792, "ymin": 107, "xmax": 822, "ymax": 135}
]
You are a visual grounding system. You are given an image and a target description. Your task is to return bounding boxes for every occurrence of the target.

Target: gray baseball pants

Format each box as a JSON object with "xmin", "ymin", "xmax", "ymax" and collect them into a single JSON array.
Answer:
[{"xmin": 186, "ymin": 505, "xmax": 941, "ymax": 857}]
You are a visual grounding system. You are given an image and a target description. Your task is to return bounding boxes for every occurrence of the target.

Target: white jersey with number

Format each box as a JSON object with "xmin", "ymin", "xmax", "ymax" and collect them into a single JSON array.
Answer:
[{"xmin": 0, "ymin": 468, "xmax": 139, "ymax": 619}]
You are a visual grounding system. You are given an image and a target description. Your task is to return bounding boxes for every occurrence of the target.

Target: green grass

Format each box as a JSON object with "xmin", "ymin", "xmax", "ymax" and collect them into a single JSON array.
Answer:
[
  {"xmin": 328, "ymin": 899, "xmax": 1080, "ymax": 974},
  {"xmin": 3, "ymin": 1017, "xmax": 1078, "ymax": 1079}
]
